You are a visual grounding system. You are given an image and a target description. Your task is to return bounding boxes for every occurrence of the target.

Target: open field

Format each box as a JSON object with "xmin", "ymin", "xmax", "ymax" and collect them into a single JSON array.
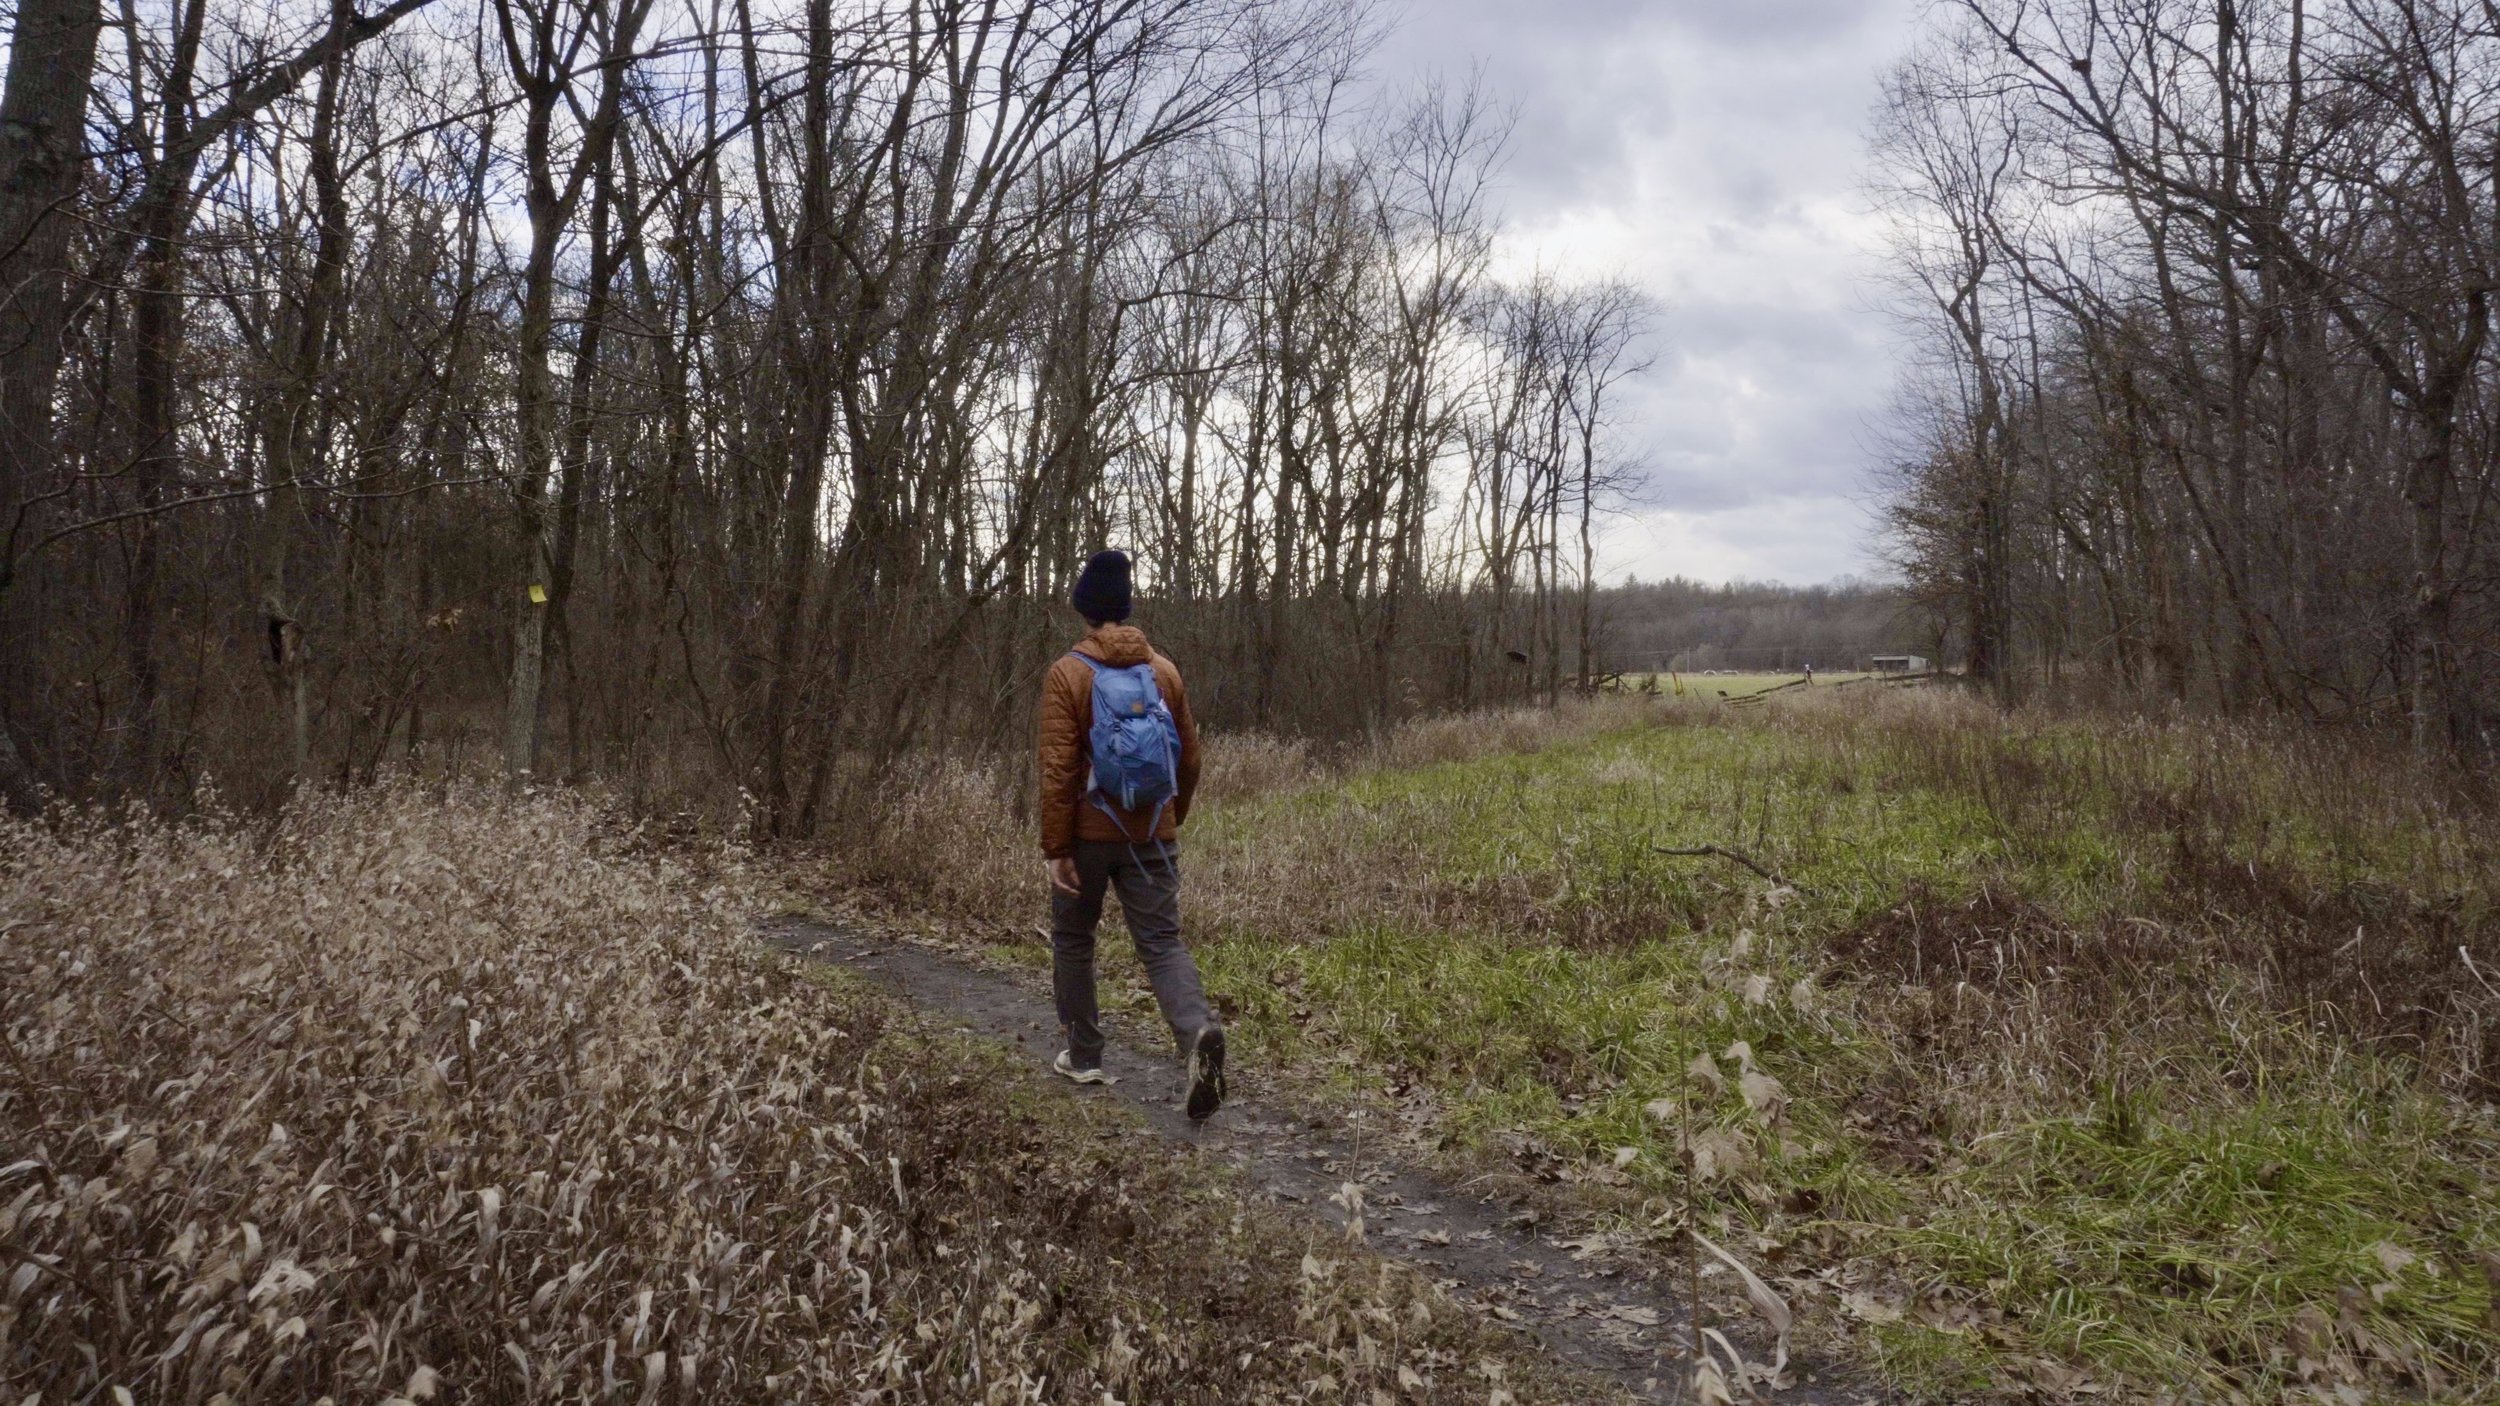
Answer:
[
  {"xmin": 1618, "ymin": 672, "xmax": 1877, "ymax": 699},
  {"xmin": 827, "ymin": 690, "xmax": 2500, "ymax": 1401},
  {"xmin": 8, "ymin": 691, "xmax": 2493, "ymax": 1402}
]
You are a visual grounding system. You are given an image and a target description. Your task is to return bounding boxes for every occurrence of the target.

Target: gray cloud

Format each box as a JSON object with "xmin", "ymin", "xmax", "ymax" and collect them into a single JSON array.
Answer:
[{"xmin": 1370, "ymin": 0, "xmax": 1922, "ymax": 583}]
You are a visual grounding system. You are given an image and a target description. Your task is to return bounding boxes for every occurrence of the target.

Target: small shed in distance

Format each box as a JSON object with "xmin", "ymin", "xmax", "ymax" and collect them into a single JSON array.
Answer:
[{"xmin": 1870, "ymin": 654, "xmax": 1930, "ymax": 673}]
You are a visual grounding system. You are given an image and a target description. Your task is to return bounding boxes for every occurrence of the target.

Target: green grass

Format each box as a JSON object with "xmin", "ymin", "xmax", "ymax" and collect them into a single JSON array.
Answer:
[
  {"xmin": 1902, "ymin": 1095, "xmax": 2495, "ymax": 1383},
  {"xmin": 1161, "ymin": 698, "xmax": 2500, "ymax": 1400}
]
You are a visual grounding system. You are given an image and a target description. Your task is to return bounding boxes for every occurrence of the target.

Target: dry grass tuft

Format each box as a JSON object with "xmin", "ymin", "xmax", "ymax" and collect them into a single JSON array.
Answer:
[{"xmin": 0, "ymin": 785, "xmax": 1552, "ymax": 1403}]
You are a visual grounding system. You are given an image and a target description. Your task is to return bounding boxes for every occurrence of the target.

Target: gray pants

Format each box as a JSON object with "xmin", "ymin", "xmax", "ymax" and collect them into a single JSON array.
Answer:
[{"xmin": 1051, "ymin": 840, "xmax": 1217, "ymax": 1067}]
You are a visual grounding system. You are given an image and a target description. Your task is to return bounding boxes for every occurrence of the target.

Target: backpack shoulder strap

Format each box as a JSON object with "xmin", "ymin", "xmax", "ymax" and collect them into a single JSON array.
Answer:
[{"xmin": 1070, "ymin": 650, "xmax": 1161, "ymax": 698}]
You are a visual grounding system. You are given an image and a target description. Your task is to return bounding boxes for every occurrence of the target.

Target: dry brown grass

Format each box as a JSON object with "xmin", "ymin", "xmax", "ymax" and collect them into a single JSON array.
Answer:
[{"xmin": 0, "ymin": 784, "xmax": 1569, "ymax": 1403}]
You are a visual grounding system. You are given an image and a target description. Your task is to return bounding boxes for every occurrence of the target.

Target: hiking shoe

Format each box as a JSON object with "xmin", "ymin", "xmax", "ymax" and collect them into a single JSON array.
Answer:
[
  {"xmin": 1184, "ymin": 1027, "xmax": 1227, "ymax": 1121},
  {"xmin": 1054, "ymin": 1050, "xmax": 1112, "ymax": 1085}
]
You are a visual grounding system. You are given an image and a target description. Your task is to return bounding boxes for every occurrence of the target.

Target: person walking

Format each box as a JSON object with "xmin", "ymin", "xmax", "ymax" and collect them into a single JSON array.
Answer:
[{"xmin": 1037, "ymin": 549, "xmax": 1226, "ymax": 1120}]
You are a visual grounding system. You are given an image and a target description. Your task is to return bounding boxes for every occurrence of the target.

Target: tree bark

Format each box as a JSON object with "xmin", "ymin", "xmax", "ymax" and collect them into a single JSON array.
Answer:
[
  {"xmin": 0, "ymin": 0, "xmax": 104, "ymax": 811},
  {"xmin": 255, "ymin": 47, "xmax": 350, "ymax": 787},
  {"xmin": 0, "ymin": 0, "xmax": 102, "ymax": 551},
  {"xmin": 499, "ymin": 0, "xmax": 651, "ymax": 783}
]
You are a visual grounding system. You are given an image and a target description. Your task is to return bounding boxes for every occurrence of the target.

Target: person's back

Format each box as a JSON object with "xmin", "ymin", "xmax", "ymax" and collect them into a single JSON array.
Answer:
[
  {"xmin": 1036, "ymin": 550, "xmax": 1225, "ymax": 1119},
  {"xmin": 1038, "ymin": 624, "xmax": 1195, "ymax": 852}
]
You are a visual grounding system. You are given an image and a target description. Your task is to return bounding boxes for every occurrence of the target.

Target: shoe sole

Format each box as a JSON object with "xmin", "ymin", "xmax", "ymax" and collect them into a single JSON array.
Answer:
[
  {"xmin": 1185, "ymin": 1029, "xmax": 1226, "ymax": 1121},
  {"xmin": 1054, "ymin": 1056, "xmax": 1112, "ymax": 1086}
]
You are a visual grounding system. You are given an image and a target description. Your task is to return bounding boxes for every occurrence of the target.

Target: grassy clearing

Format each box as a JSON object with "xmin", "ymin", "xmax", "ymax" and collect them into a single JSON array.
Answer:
[
  {"xmin": 0, "ymin": 786, "xmax": 1592, "ymax": 1404},
  {"xmin": 828, "ymin": 690, "xmax": 2500, "ymax": 1401}
]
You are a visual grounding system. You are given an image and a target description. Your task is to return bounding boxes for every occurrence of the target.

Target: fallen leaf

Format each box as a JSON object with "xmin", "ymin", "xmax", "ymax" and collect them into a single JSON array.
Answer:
[
  {"xmin": 2285, "ymin": 1305, "xmax": 2334, "ymax": 1381},
  {"xmin": 1739, "ymin": 1069, "xmax": 1788, "ymax": 1124},
  {"xmin": 1915, "ymin": 1295, "xmax": 1979, "ymax": 1334},
  {"xmin": 1692, "ymin": 1230, "xmax": 1792, "ymax": 1373},
  {"xmin": 2023, "ymin": 1358, "xmax": 2098, "ymax": 1394},
  {"xmin": 1680, "ymin": 1127, "xmax": 1751, "ymax": 1182},
  {"xmin": 1687, "ymin": 1050, "xmax": 1725, "ymax": 1097},
  {"xmin": 2336, "ymin": 1285, "xmax": 2377, "ymax": 1356}
]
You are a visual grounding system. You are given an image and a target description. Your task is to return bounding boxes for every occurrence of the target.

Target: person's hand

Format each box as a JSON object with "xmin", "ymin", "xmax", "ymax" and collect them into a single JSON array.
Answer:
[{"xmin": 1046, "ymin": 857, "xmax": 1082, "ymax": 895}]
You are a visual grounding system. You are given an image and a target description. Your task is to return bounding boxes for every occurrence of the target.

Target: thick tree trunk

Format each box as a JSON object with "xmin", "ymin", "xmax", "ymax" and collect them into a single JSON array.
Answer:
[
  {"xmin": 502, "ymin": 198, "xmax": 562, "ymax": 781},
  {"xmin": 0, "ymin": 0, "xmax": 105, "ymax": 802},
  {"xmin": 500, "ymin": 0, "xmax": 649, "ymax": 783},
  {"xmin": 2407, "ymin": 416, "xmax": 2456, "ymax": 756},
  {"xmin": 126, "ymin": 205, "xmax": 193, "ymax": 786},
  {"xmin": 543, "ymin": 148, "xmax": 624, "ymax": 781},
  {"xmin": 256, "ymin": 50, "xmax": 348, "ymax": 788},
  {"xmin": 0, "ymin": 0, "xmax": 101, "ymax": 523}
]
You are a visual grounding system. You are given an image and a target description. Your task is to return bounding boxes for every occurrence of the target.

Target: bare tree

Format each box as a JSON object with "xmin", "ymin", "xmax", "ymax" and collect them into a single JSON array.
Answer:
[{"xmin": 1875, "ymin": 0, "xmax": 2500, "ymax": 751}]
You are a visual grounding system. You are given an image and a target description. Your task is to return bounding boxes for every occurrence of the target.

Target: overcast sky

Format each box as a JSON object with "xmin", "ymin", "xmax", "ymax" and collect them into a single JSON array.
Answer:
[{"xmin": 1369, "ymin": 0, "xmax": 1924, "ymax": 587}]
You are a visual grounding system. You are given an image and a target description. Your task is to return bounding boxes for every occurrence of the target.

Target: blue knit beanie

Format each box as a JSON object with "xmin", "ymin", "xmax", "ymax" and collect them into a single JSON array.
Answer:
[{"xmin": 1071, "ymin": 550, "xmax": 1133, "ymax": 623}]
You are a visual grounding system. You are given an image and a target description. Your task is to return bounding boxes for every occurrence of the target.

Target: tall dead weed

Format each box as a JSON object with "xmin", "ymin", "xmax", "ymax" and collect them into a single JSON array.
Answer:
[{"xmin": 0, "ymin": 786, "xmax": 1555, "ymax": 1403}]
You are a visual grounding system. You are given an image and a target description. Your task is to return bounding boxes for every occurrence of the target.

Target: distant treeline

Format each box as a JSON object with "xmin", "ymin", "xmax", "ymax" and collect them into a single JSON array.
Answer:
[{"xmin": 1593, "ymin": 578, "xmax": 1915, "ymax": 675}]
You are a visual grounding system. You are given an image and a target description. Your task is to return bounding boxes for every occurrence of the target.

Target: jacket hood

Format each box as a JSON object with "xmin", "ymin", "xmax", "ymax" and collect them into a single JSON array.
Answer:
[{"xmin": 1077, "ymin": 623, "xmax": 1153, "ymax": 667}]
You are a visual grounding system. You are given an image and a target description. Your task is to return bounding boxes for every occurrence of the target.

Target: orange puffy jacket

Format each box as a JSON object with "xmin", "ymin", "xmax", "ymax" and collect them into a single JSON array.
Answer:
[{"xmin": 1037, "ymin": 624, "xmax": 1201, "ymax": 858}]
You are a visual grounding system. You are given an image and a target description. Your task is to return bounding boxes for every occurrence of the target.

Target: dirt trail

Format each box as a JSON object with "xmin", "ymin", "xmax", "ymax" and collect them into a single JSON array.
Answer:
[{"xmin": 762, "ymin": 916, "xmax": 1882, "ymax": 1405}]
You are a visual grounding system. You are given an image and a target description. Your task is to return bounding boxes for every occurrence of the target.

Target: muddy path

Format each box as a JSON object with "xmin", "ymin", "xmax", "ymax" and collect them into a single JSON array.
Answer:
[{"xmin": 761, "ymin": 915, "xmax": 1884, "ymax": 1405}]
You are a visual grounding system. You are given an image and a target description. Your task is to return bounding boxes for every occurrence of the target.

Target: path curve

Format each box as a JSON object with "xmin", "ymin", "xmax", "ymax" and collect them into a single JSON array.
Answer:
[{"xmin": 762, "ymin": 916, "xmax": 1883, "ymax": 1405}]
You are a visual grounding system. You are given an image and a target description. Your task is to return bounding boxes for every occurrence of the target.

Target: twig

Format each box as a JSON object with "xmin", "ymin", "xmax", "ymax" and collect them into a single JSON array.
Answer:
[
  {"xmin": 2462, "ymin": 946, "xmax": 2500, "ymax": 1003},
  {"xmin": 1655, "ymin": 843, "xmax": 1808, "ymax": 893},
  {"xmin": 1683, "ymin": 1050, "xmax": 1701, "ymax": 1369}
]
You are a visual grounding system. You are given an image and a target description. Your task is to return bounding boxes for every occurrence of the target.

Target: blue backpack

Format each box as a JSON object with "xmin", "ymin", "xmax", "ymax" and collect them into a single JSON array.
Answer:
[{"xmin": 1074, "ymin": 652, "xmax": 1181, "ymax": 840}]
